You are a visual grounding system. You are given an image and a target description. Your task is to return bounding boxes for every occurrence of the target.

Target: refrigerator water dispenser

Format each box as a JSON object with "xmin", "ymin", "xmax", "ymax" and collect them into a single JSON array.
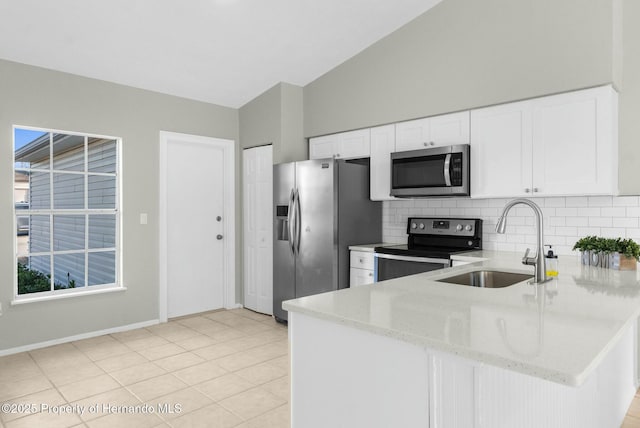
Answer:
[{"xmin": 276, "ymin": 205, "xmax": 289, "ymax": 241}]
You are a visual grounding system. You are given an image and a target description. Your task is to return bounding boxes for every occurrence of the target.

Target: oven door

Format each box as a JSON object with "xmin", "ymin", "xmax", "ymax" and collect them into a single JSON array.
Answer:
[
  {"xmin": 390, "ymin": 144, "xmax": 469, "ymax": 197},
  {"xmin": 375, "ymin": 253, "xmax": 450, "ymax": 282}
]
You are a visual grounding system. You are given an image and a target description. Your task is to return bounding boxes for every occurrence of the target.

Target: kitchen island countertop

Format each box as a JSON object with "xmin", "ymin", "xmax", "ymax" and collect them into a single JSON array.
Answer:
[{"xmin": 284, "ymin": 250, "xmax": 640, "ymax": 386}]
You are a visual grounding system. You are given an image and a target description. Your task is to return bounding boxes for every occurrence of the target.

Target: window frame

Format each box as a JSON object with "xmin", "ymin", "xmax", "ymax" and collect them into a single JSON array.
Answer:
[{"xmin": 12, "ymin": 125, "xmax": 123, "ymax": 303}]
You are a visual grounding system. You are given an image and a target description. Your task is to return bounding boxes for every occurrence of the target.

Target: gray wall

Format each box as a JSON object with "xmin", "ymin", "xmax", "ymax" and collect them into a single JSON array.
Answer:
[
  {"xmin": 237, "ymin": 82, "xmax": 305, "ymax": 302},
  {"xmin": 303, "ymin": 0, "xmax": 617, "ymax": 137},
  {"xmin": 0, "ymin": 59, "xmax": 239, "ymax": 351},
  {"xmin": 239, "ymin": 82, "xmax": 305, "ymax": 163},
  {"xmin": 619, "ymin": 0, "xmax": 640, "ymax": 194},
  {"xmin": 303, "ymin": 0, "xmax": 640, "ymax": 194},
  {"xmin": 279, "ymin": 83, "xmax": 306, "ymax": 164}
]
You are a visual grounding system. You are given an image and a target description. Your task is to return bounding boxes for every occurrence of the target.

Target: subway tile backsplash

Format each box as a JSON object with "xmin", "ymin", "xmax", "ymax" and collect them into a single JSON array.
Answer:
[{"xmin": 382, "ymin": 196, "xmax": 640, "ymax": 256}]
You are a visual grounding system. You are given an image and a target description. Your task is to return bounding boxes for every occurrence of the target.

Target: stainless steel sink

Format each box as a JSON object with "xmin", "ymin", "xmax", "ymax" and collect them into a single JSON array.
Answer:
[{"xmin": 436, "ymin": 270, "xmax": 532, "ymax": 288}]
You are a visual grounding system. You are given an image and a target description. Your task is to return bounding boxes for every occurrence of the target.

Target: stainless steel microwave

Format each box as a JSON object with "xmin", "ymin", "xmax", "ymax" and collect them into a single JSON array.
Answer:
[{"xmin": 390, "ymin": 144, "xmax": 470, "ymax": 197}]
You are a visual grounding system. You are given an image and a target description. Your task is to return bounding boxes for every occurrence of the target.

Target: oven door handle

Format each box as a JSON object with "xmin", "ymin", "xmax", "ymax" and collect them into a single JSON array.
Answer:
[
  {"xmin": 374, "ymin": 253, "xmax": 450, "ymax": 265},
  {"xmin": 443, "ymin": 153, "xmax": 452, "ymax": 187}
]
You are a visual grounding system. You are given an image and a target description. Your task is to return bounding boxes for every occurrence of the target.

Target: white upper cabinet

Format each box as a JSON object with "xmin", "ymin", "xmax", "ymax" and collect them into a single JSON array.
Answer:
[
  {"xmin": 395, "ymin": 117, "xmax": 430, "ymax": 152},
  {"xmin": 429, "ymin": 111, "xmax": 471, "ymax": 146},
  {"xmin": 395, "ymin": 111, "xmax": 470, "ymax": 152},
  {"xmin": 470, "ymin": 99, "xmax": 533, "ymax": 198},
  {"xmin": 309, "ymin": 129, "xmax": 370, "ymax": 160},
  {"xmin": 471, "ymin": 85, "xmax": 618, "ymax": 198},
  {"xmin": 369, "ymin": 124, "xmax": 397, "ymax": 201},
  {"xmin": 309, "ymin": 134, "xmax": 339, "ymax": 160},
  {"xmin": 531, "ymin": 86, "xmax": 617, "ymax": 196}
]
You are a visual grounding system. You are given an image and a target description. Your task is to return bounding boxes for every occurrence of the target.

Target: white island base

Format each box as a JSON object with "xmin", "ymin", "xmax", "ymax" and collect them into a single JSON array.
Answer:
[{"xmin": 289, "ymin": 312, "xmax": 637, "ymax": 428}]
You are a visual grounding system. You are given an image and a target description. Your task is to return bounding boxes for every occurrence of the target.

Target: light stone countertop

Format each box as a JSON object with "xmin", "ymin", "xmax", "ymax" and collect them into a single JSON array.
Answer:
[
  {"xmin": 348, "ymin": 243, "xmax": 391, "ymax": 252},
  {"xmin": 283, "ymin": 250, "xmax": 640, "ymax": 387}
]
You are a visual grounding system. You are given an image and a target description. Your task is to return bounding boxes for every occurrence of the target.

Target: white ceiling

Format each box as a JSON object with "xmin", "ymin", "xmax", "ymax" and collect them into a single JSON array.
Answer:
[{"xmin": 0, "ymin": 0, "xmax": 441, "ymax": 108}]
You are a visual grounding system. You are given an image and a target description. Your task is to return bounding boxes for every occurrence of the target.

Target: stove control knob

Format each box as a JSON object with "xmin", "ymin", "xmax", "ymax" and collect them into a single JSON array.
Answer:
[
  {"xmin": 419, "ymin": 223, "xmax": 425, "ymax": 230},
  {"xmin": 411, "ymin": 222, "xmax": 417, "ymax": 229},
  {"xmin": 465, "ymin": 225, "xmax": 473, "ymax": 232},
  {"xmin": 456, "ymin": 224, "xmax": 463, "ymax": 231}
]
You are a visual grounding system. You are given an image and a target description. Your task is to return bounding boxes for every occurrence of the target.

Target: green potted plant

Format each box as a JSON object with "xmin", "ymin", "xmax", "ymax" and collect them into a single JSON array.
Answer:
[
  {"xmin": 573, "ymin": 236, "xmax": 601, "ymax": 266},
  {"xmin": 573, "ymin": 236, "xmax": 640, "ymax": 270}
]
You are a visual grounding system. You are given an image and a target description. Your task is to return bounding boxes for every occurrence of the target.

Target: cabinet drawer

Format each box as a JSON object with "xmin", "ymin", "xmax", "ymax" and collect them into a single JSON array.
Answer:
[
  {"xmin": 349, "ymin": 267, "xmax": 375, "ymax": 287},
  {"xmin": 350, "ymin": 251, "xmax": 375, "ymax": 270}
]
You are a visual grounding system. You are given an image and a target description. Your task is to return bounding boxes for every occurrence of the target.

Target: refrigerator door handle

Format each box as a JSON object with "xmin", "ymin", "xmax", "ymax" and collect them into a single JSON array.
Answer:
[
  {"xmin": 294, "ymin": 188, "xmax": 301, "ymax": 255},
  {"xmin": 288, "ymin": 188, "xmax": 295, "ymax": 255}
]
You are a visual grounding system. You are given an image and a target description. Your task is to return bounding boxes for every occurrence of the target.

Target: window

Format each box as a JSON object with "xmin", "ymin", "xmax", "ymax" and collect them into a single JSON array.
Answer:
[{"xmin": 13, "ymin": 127, "xmax": 121, "ymax": 299}]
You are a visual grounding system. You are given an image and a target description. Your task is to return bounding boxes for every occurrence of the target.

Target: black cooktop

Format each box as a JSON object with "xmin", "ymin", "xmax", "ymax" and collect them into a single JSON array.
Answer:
[
  {"xmin": 374, "ymin": 244, "xmax": 471, "ymax": 260},
  {"xmin": 375, "ymin": 217, "xmax": 483, "ymax": 259}
]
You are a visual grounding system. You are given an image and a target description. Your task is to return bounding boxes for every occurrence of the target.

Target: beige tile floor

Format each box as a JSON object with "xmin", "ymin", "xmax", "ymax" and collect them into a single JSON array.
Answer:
[
  {"xmin": 623, "ymin": 391, "xmax": 640, "ymax": 427},
  {"xmin": 0, "ymin": 308, "xmax": 289, "ymax": 428},
  {"xmin": 2, "ymin": 307, "xmax": 640, "ymax": 428}
]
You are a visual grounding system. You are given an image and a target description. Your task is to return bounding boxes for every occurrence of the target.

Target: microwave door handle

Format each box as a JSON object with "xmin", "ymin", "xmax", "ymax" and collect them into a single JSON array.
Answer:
[{"xmin": 443, "ymin": 153, "xmax": 452, "ymax": 187}]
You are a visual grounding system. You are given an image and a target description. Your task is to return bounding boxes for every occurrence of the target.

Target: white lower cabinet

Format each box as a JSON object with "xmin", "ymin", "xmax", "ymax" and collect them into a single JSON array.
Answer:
[
  {"xmin": 290, "ymin": 312, "xmax": 636, "ymax": 428},
  {"xmin": 349, "ymin": 267, "xmax": 375, "ymax": 287},
  {"xmin": 349, "ymin": 250, "xmax": 375, "ymax": 286},
  {"xmin": 471, "ymin": 85, "xmax": 618, "ymax": 198}
]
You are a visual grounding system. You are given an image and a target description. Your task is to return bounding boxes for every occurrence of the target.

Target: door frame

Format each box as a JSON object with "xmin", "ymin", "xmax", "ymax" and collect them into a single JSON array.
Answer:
[{"xmin": 159, "ymin": 131, "xmax": 236, "ymax": 322}]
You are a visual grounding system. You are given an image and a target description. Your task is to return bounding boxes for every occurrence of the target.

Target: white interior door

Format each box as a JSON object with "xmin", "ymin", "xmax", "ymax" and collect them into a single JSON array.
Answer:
[
  {"xmin": 161, "ymin": 133, "xmax": 231, "ymax": 318},
  {"xmin": 243, "ymin": 145, "xmax": 273, "ymax": 314}
]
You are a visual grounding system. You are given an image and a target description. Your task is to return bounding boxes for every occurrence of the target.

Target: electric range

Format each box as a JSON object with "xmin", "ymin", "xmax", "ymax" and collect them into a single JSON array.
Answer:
[{"xmin": 374, "ymin": 217, "xmax": 483, "ymax": 281}]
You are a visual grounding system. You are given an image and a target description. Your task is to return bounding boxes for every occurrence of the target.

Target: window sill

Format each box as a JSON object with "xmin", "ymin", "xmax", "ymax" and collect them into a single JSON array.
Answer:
[{"xmin": 11, "ymin": 286, "xmax": 127, "ymax": 306}]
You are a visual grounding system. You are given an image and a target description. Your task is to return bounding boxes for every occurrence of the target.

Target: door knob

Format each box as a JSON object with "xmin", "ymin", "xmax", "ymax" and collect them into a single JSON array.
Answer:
[{"xmin": 216, "ymin": 235, "xmax": 223, "ymax": 240}]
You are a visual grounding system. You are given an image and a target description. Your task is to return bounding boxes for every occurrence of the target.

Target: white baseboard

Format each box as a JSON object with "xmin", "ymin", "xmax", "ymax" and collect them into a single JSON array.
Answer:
[
  {"xmin": 0, "ymin": 319, "xmax": 160, "ymax": 357},
  {"xmin": 226, "ymin": 303, "xmax": 243, "ymax": 309}
]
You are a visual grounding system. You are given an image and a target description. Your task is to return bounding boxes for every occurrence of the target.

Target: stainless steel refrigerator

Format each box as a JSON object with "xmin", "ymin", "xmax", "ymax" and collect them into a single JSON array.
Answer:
[{"xmin": 273, "ymin": 158, "xmax": 381, "ymax": 322}]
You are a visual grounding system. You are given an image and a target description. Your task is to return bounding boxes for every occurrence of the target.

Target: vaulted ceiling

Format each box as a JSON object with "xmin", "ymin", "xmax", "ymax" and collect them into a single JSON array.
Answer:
[{"xmin": 0, "ymin": 0, "xmax": 442, "ymax": 108}]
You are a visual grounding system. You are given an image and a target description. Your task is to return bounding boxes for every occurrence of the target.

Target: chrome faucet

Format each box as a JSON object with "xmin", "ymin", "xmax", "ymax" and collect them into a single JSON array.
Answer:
[{"xmin": 496, "ymin": 198, "xmax": 548, "ymax": 283}]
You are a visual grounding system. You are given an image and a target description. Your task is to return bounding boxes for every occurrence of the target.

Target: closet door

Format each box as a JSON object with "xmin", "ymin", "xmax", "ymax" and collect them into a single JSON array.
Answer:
[{"xmin": 243, "ymin": 145, "xmax": 273, "ymax": 314}]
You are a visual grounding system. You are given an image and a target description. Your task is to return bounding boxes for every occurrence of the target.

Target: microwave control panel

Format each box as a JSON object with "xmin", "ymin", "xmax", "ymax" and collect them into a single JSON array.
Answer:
[{"xmin": 450, "ymin": 153, "xmax": 463, "ymax": 186}]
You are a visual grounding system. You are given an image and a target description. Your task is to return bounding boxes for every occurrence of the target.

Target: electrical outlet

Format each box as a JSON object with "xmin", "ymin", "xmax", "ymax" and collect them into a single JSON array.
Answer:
[
  {"xmin": 140, "ymin": 213, "xmax": 148, "ymax": 225},
  {"xmin": 0, "ymin": 302, "xmax": 3, "ymax": 316}
]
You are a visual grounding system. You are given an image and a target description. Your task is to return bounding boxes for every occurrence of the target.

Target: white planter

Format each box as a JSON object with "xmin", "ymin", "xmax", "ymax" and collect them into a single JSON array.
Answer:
[{"xmin": 608, "ymin": 253, "xmax": 638, "ymax": 271}]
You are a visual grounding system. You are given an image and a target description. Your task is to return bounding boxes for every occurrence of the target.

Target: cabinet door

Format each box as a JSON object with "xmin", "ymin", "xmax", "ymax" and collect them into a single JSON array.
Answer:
[
  {"xmin": 309, "ymin": 135, "xmax": 338, "ymax": 160},
  {"xmin": 429, "ymin": 111, "xmax": 470, "ymax": 146},
  {"xmin": 338, "ymin": 129, "xmax": 371, "ymax": 159},
  {"xmin": 370, "ymin": 124, "xmax": 396, "ymax": 201},
  {"xmin": 429, "ymin": 355, "xmax": 476, "ymax": 428},
  {"xmin": 349, "ymin": 267, "xmax": 375, "ymax": 287},
  {"xmin": 470, "ymin": 100, "xmax": 533, "ymax": 198},
  {"xmin": 395, "ymin": 117, "xmax": 431, "ymax": 152},
  {"xmin": 531, "ymin": 85, "xmax": 617, "ymax": 196}
]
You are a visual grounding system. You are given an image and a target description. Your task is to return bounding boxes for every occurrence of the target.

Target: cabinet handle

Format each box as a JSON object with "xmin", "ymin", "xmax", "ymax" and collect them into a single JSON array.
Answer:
[
  {"xmin": 430, "ymin": 141, "xmax": 435, "ymax": 146},
  {"xmin": 359, "ymin": 258, "xmax": 364, "ymax": 263},
  {"xmin": 423, "ymin": 142, "xmax": 428, "ymax": 147},
  {"xmin": 368, "ymin": 272, "xmax": 373, "ymax": 277},
  {"xmin": 533, "ymin": 188, "xmax": 539, "ymax": 193},
  {"xmin": 524, "ymin": 188, "xmax": 531, "ymax": 193}
]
